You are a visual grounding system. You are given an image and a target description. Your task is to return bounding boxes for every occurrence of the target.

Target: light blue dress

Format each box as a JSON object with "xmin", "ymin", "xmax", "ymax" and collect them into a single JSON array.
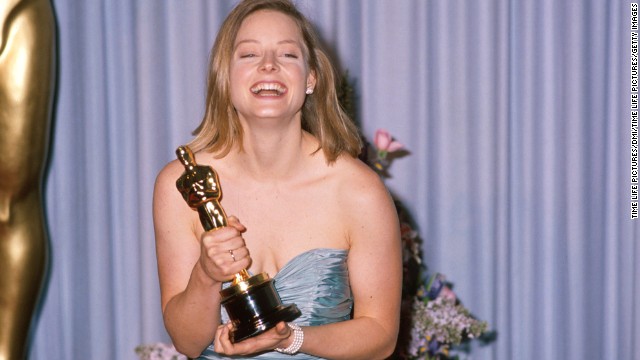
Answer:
[{"xmin": 197, "ymin": 248, "xmax": 352, "ymax": 359}]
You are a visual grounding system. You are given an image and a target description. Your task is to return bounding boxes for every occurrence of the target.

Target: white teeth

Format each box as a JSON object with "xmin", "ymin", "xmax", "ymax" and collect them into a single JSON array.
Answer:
[{"xmin": 251, "ymin": 83, "xmax": 286, "ymax": 94}]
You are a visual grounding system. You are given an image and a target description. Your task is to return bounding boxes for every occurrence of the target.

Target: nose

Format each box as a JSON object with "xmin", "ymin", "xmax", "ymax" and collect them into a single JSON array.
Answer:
[{"xmin": 259, "ymin": 52, "xmax": 278, "ymax": 72}]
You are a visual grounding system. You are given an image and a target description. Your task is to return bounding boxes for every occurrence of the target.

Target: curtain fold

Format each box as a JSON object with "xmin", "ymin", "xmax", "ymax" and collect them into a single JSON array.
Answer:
[{"xmin": 29, "ymin": 1, "xmax": 638, "ymax": 359}]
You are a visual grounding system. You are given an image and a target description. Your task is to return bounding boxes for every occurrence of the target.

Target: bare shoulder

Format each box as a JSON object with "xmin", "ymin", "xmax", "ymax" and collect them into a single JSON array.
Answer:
[
  {"xmin": 154, "ymin": 159, "xmax": 185, "ymax": 195},
  {"xmin": 153, "ymin": 159, "xmax": 197, "ymax": 234},
  {"xmin": 331, "ymin": 156, "xmax": 392, "ymax": 210},
  {"xmin": 329, "ymin": 156, "xmax": 399, "ymax": 246}
]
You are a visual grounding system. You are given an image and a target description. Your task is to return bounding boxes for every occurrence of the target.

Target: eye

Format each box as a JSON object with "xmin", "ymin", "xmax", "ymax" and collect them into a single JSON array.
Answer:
[
  {"xmin": 240, "ymin": 53, "xmax": 256, "ymax": 58},
  {"xmin": 284, "ymin": 53, "xmax": 298, "ymax": 59}
]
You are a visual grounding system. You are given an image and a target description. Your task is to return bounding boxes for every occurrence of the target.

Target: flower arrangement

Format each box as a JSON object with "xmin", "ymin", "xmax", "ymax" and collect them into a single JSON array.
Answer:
[
  {"xmin": 365, "ymin": 128, "xmax": 495, "ymax": 360},
  {"xmin": 134, "ymin": 343, "xmax": 187, "ymax": 360},
  {"xmin": 405, "ymin": 274, "xmax": 491, "ymax": 359}
]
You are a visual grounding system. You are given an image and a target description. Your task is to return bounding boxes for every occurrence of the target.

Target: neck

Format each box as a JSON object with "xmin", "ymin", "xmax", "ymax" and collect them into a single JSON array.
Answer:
[{"xmin": 232, "ymin": 122, "xmax": 316, "ymax": 181}]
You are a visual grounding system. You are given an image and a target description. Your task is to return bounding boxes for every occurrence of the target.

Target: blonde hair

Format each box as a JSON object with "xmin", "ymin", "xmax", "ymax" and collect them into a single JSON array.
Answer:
[{"xmin": 188, "ymin": 0, "xmax": 362, "ymax": 163}]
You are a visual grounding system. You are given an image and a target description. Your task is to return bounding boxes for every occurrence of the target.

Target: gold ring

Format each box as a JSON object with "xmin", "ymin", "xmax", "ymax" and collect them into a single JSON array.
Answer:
[{"xmin": 229, "ymin": 250, "xmax": 236, "ymax": 262}]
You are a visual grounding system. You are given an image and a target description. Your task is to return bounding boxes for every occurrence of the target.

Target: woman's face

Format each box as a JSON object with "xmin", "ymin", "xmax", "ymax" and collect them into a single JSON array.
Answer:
[{"xmin": 229, "ymin": 10, "xmax": 315, "ymax": 124}]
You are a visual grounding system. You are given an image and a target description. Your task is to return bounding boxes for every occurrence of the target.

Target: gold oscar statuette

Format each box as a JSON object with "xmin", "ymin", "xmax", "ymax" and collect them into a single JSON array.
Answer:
[
  {"xmin": 0, "ymin": 0, "xmax": 56, "ymax": 359},
  {"xmin": 175, "ymin": 146, "xmax": 301, "ymax": 343}
]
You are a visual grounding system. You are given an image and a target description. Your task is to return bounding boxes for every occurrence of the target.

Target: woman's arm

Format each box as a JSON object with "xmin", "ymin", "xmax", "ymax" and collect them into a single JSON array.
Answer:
[
  {"xmin": 301, "ymin": 167, "xmax": 403, "ymax": 359},
  {"xmin": 153, "ymin": 161, "xmax": 251, "ymax": 357}
]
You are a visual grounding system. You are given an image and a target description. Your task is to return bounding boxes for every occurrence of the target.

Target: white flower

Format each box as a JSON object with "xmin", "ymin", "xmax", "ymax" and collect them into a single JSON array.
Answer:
[
  {"xmin": 409, "ymin": 296, "xmax": 488, "ymax": 355},
  {"xmin": 135, "ymin": 343, "xmax": 187, "ymax": 360}
]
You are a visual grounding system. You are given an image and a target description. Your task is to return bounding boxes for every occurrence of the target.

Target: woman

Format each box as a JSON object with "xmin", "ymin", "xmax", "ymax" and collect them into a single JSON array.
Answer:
[{"xmin": 153, "ymin": 0, "xmax": 402, "ymax": 358}]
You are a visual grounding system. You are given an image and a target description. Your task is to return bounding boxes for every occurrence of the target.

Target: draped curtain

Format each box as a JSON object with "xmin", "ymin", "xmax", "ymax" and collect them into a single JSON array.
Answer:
[{"xmin": 29, "ymin": 1, "xmax": 638, "ymax": 359}]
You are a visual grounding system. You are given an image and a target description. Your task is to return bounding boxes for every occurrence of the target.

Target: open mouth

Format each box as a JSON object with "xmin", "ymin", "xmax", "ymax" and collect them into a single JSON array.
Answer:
[{"xmin": 250, "ymin": 82, "xmax": 287, "ymax": 96}]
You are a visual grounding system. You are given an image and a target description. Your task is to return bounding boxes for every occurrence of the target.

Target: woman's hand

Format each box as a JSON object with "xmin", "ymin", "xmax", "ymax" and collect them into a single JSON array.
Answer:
[
  {"xmin": 213, "ymin": 321, "xmax": 292, "ymax": 356},
  {"xmin": 198, "ymin": 216, "xmax": 252, "ymax": 282}
]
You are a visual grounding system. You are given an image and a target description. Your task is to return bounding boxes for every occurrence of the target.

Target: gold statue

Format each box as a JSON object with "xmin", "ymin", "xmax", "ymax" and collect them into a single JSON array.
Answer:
[
  {"xmin": 175, "ymin": 146, "xmax": 251, "ymax": 285},
  {"xmin": 0, "ymin": 0, "xmax": 56, "ymax": 359},
  {"xmin": 176, "ymin": 146, "xmax": 229, "ymax": 230}
]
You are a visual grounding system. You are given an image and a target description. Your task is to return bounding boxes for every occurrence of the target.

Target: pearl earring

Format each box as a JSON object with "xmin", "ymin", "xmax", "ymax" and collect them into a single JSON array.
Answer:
[{"xmin": 306, "ymin": 88, "xmax": 313, "ymax": 95}]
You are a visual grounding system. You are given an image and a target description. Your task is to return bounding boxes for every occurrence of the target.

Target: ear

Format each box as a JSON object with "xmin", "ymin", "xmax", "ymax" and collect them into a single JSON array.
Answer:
[{"xmin": 306, "ymin": 69, "xmax": 317, "ymax": 91}]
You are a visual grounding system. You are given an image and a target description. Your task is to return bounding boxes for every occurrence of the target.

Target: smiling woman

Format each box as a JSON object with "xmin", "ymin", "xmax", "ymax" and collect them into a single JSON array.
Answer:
[
  {"xmin": 228, "ymin": 10, "xmax": 313, "ymax": 123},
  {"xmin": 187, "ymin": 0, "xmax": 361, "ymax": 163},
  {"xmin": 152, "ymin": 0, "xmax": 402, "ymax": 359}
]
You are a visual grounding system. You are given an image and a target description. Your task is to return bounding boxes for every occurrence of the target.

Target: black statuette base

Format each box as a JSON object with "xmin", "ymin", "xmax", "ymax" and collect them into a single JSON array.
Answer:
[{"xmin": 221, "ymin": 277, "xmax": 301, "ymax": 343}]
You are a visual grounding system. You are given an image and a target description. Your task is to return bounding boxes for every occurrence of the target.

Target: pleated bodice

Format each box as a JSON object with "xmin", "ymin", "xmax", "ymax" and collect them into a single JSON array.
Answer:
[{"xmin": 197, "ymin": 248, "xmax": 352, "ymax": 360}]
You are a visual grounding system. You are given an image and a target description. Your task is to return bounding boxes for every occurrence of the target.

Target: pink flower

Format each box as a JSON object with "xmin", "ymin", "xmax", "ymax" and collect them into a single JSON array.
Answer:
[
  {"xmin": 438, "ymin": 286, "xmax": 457, "ymax": 302},
  {"xmin": 374, "ymin": 129, "xmax": 404, "ymax": 153}
]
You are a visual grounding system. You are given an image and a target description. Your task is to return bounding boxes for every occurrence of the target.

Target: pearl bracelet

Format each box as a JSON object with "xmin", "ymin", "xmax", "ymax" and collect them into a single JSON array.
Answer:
[{"xmin": 274, "ymin": 323, "xmax": 304, "ymax": 355}]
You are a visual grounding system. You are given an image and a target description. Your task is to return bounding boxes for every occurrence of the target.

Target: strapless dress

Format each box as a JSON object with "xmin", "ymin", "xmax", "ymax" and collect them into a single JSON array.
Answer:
[{"xmin": 197, "ymin": 248, "xmax": 352, "ymax": 359}]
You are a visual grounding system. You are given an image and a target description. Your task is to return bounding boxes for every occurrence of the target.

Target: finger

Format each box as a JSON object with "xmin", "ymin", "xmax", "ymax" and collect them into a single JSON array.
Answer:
[
  {"xmin": 231, "ymin": 254, "xmax": 252, "ymax": 273},
  {"xmin": 214, "ymin": 324, "xmax": 227, "ymax": 353},
  {"xmin": 224, "ymin": 322, "xmax": 239, "ymax": 354},
  {"xmin": 226, "ymin": 247, "xmax": 250, "ymax": 263},
  {"xmin": 208, "ymin": 253, "xmax": 246, "ymax": 279},
  {"xmin": 216, "ymin": 322, "xmax": 235, "ymax": 354},
  {"xmin": 274, "ymin": 321, "xmax": 288, "ymax": 336},
  {"xmin": 201, "ymin": 226, "xmax": 241, "ymax": 245},
  {"xmin": 212, "ymin": 242, "xmax": 250, "ymax": 267},
  {"xmin": 227, "ymin": 216, "xmax": 247, "ymax": 232},
  {"xmin": 201, "ymin": 231, "xmax": 245, "ymax": 258},
  {"xmin": 212, "ymin": 247, "xmax": 249, "ymax": 268},
  {"xmin": 199, "ymin": 251, "xmax": 244, "ymax": 283}
]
